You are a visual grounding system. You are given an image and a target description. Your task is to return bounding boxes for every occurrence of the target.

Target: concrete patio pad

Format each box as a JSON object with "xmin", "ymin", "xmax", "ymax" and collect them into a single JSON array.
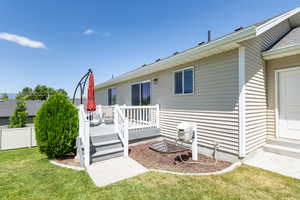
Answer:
[
  {"xmin": 87, "ymin": 156, "xmax": 148, "ymax": 187},
  {"xmin": 244, "ymin": 151, "xmax": 300, "ymax": 179}
]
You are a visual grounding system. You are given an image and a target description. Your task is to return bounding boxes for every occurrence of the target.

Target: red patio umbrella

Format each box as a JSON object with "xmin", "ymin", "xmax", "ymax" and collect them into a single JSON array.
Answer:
[{"xmin": 87, "ymin": 73, "xmax": 96, "ymax": 111}]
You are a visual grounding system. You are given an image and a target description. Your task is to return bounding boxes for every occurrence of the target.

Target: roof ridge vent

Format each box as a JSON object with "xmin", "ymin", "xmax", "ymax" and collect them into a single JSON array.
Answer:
[{"xmin": 234, "ymin": 27, "xmax": 244, "ymax": 32}]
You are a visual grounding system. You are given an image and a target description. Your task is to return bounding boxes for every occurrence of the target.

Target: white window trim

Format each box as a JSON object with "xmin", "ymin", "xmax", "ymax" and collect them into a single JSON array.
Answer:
[
  {"xmin": 108, "ymin": 87, "xmax": 117, "ymax": 105},
  {"xmin": 173, "ymin": 66, "xmax": 195, "ymax": 96},
  {"xmin": 130, "ymin": 80, "xmax": 152, "ymax": 105}
]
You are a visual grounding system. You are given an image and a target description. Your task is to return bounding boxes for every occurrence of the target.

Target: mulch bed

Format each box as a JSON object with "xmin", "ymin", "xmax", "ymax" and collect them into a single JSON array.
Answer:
[
  {"xmin": 129, "ymin": 141, "xmax": 231, "ymax": 173},
  {"xmin": 54, "ymin": 153, "xmax": 81, "ymax": 167}
]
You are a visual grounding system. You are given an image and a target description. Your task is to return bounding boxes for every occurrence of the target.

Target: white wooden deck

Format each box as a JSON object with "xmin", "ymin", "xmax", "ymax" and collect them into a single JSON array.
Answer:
[
  {"xmin": 90, "ymin": 124, "xmax": 115, "ymax": 137},
  {"xmin": 90, "ymin": 122, "xmax": 160, "ymax": 140}
]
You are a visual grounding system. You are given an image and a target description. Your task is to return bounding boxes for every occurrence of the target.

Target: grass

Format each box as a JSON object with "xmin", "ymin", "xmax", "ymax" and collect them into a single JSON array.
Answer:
[{"xmin": 0, "ymin": 148, "xmax": 299, "ymax": 200}]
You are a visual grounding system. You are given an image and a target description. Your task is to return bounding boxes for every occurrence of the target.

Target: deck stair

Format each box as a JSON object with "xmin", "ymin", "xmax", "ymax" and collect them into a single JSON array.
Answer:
[
  {"xmin": 264, "ymin": 138, "xmax": 300, "ymax": 159},
  {"xmin": 90, "ymin": 133, "xmax": 124, "ymax": 163}
]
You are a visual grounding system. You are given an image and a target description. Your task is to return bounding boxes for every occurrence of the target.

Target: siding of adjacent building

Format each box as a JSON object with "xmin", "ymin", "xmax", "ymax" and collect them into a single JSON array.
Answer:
[
  {"xmin": 96, "ymin": 50, "xmax": 240, "ymax": 156},
  {"xmin": 241, "ymin": 19, "xmax": 291, "ymax": 154},
  {"xmin": 266, "ymin": 54, "xmax": 300, "ymax": 138}
]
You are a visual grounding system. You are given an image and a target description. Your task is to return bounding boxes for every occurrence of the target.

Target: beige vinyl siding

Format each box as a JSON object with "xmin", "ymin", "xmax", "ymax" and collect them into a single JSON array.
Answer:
[
  {"xmin": 266, "ymin": 54, "xmax": 300, "ymax": 138},
  {"xmin": 241, "ymin": 19, "xmax": 291, "ymax": 154},
  {"xmin": 95, "ymin": 88, "xmax": 108, "ymax": 105},
  {"xmin": 95, "ymin": 50, "xmax": 240, "ymax": 156}
]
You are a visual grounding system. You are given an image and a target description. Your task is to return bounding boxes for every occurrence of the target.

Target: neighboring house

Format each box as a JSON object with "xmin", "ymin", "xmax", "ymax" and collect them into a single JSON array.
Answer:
[
  {"xmin": 0, "ymin": 100, "xmax": 44, "ymax": 126},
  {"xmin": 94, "ymin": 7, "xmax": 300, "ymax": 162}
]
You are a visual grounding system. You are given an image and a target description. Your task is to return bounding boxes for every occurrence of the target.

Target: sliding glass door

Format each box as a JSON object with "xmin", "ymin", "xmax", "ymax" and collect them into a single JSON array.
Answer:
[{"xmin": 131, "ymin": 81, "xmax": 151, "ymax": 105}]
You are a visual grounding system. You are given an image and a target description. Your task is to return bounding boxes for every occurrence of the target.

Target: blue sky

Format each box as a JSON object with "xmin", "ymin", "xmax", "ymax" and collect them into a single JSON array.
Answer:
[{"xmin": 0, "ymin": 0, "xmax": 299, "ymax": 96}]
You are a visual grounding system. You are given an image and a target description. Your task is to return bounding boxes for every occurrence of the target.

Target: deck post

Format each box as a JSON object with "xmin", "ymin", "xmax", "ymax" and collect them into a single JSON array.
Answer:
[
  {"xmin": 78, "ymin": 104, "xmax": 90, "ymax": 167},
  {"xmin": 124, "ymin": 118, "xmax": 129, "ymax": 157},
  {"xmin": 84, "ymin": 120, "xmax": 90, "ymax": 166},
  {"xmin": 155, "ymin": 104, "xmax": 160, "ymax": 128},
  {"xmin": 114, "ymin": 105, "xmax": 119, "ymax": 133},
  {"xmin": 192, "ymin": 124, "xmax": 198, "ymax": 161}
]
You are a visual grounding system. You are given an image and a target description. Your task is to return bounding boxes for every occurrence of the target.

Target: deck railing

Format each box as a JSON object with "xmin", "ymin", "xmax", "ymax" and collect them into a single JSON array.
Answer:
[
  {"xmin": 120, "ymin": 104, "xmax": 160, "ymax": 132},
  {"xmin": 81, "ymin": 104, "xmax": 160, "ymax": 159},
  {"xmin": 114, "ymin": 105, "xmax": 129, "ymax": 156}
]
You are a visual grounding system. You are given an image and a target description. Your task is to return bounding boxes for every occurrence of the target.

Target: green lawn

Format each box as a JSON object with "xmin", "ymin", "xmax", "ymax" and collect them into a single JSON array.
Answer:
[{"xmin": 0, "ymin": 148, "xmax": 299, "ymax": 200}]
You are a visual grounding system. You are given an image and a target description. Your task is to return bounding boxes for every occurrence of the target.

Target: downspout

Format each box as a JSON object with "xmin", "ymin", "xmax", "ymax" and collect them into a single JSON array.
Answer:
[{"xmin": 238, "ymin": 47, "xmax": 246, "ymax": 158}]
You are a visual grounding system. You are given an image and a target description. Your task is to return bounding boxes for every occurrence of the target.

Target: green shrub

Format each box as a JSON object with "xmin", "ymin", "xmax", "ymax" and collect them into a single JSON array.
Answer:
[
  {"xmin": 9, "ymin": 101, "xmax": 28, "ymax": 128},
  {"xmin": 35, "ymin": 93, "xmax": 79, "ymax": 158}
]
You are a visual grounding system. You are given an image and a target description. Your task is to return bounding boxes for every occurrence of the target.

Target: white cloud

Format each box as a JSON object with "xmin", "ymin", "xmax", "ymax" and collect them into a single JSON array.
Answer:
[
  {"xmin": 0, "ymin": 32, "xmax": 46, "ymax": 49},
  {"xmin": 101, "ymin": 31, "xmax": 111, "ymax": 38},
  {"xmin": 83, "ymin": 29, "xmax": 95, "ymax": 35}
]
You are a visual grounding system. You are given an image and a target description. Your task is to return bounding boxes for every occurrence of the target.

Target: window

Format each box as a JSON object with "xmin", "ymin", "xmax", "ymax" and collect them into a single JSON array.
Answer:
[
  {"xmin": 131, "ymin": 81, "xmax": 151, "ymax": 105},
  {"xmin": 174, "ymin": 67, "xmax": 194, "ymax": 95},
  {"xmin": 108, "ymin": 88, "xmax": 116, "ymax": 105}
]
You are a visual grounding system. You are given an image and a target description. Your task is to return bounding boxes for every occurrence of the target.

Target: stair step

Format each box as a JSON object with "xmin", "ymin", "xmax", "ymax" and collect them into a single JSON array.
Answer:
[
  {"xmin": 267, "ymin": 138, "xmax": 300, "ymax": 150},
  {"xmin": 91, "ymin": 147, "xmax": 124, "ymax": 163},
  {"xmin": 91, "ymin": 151, "xmax": 124, "ymax": 163},
  {"xmin": 264, "ymin": 144, "xmax": 300, "ymax": 159},
  {"xmin": 91, "ymin": 139, "xmax": 123, "ymax": 152},
  {"xmin": 91, "ymin": 147, "xmax": 124, "ymax": 158},
  {"xmin": 93, "ymin": 139, "xmax": 122, "ymax": 147},
  {"xmin": 91, "ymin": 133, "xmax": 119, "ymax": 143}
]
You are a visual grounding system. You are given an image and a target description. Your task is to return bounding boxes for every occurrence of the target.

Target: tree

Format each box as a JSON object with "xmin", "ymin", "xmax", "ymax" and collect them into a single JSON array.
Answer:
[
  {"xmin": 56, "ymin": 89, "xmax": 68, "ymax": 97},
  {"xmin": 16, "ymin": 87, "xmax": 33, "ymax": 100},
  {"xmin": 9, "ymin": 101, "xmax": 28, "ymax": 128},
  {"xmin": 0, "ymin": 93, "xmax": 9, "ymax": 100},
  {"xmin": 16, "ymin": 85, "xmax": 69, "ymax": 100},
  {"xmin": 35, "ymin": 93, "xmax": 78, "ymax": 158},
  {"xmin": 32, "ymin": 85, "xmax": 52, "ymax": 100}
]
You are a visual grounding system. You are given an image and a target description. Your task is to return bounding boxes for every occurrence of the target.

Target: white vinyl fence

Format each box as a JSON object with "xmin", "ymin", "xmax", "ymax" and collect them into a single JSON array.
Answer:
[{"xmin": 0, "ymin": 126, "xmax": 36, "ymax": 150}]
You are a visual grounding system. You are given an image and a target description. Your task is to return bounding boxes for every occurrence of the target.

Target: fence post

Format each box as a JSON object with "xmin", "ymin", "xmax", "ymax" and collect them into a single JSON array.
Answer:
[
  {"xmin": 155, "ymin": 104, "xmax": 160, "ymax": 128},
  {"xmin": 29, "ymin": 127, "xmax": 32, "ymax": 148},
  {"xmin": 192, "ymin": 124, "xmax": 198, "ymax": 161},
  {"xmin": 0, "ymin": 128, "xmax": 2, "ymax": 150}
]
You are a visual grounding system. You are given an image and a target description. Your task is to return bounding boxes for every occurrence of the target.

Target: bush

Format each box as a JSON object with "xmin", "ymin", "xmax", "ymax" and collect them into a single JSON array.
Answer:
[
  {"xmin": 35, "ymin": 93, "xmax": 79, "ymax": 158},
  {"xmin": 9, "ymin": 101, "xmax": 28, "ymax": 128}
]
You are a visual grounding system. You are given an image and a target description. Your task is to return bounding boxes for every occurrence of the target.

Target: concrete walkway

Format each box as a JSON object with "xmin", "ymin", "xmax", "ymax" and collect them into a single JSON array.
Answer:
[
  {"xmin": 87, "ymin": 157, "xmax": 148, "ymax": 187},
  {"xmin": 244, "ymin": 151, "xmax": 300, "ymax": 179}
]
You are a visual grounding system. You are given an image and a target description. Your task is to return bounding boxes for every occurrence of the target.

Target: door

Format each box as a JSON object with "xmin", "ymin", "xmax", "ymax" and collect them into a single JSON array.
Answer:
[
  {"xmin": 278, "ymin": 68, "xmax": 300, "ymax": 140},
  {"xmin": 131, "ymin": 81, "xmax": 151, "ymax": 106}
]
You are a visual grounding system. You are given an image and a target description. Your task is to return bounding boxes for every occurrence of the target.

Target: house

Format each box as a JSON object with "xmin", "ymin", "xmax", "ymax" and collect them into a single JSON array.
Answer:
[
  {"xmin": 93, "ymin": 7, "xmax": 300, "ymax": 162},
  {"xmin": 0, "ymin": 100, "xmax": 44, "ymax": 126}
]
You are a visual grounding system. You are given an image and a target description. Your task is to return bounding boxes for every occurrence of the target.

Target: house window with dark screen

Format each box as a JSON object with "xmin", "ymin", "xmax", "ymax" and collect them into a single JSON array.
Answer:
[
  {"xmin": 131, "ymin": 81, "xmax": 151, "ymax": 105},
  {"xmin": 108, "ymin": 88, "xmax": 116, "ymax": 105},
  {"xmin": 174, "ymin": 67, "xmax": 194, "ymax": 95}
]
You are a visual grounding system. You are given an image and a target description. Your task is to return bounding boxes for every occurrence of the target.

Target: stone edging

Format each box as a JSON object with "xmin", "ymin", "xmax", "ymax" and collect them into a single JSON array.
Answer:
[
  {"xmin": 149, "ymin": 161, "xmax": 242, "ymax": 176},
  {"xmin": 50, "ymin": 160, "xmax": 85, "ymax": 171}
]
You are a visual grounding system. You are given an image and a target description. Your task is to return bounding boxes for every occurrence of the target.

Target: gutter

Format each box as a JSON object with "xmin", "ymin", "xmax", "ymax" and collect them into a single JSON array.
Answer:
[
  {"xmin": 95, "ymin": 26, "xmax": 256, "ymax": 90},
  {"xmin": 262, "ymin": 44, "xmax": 300, "ymax": 60}
]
